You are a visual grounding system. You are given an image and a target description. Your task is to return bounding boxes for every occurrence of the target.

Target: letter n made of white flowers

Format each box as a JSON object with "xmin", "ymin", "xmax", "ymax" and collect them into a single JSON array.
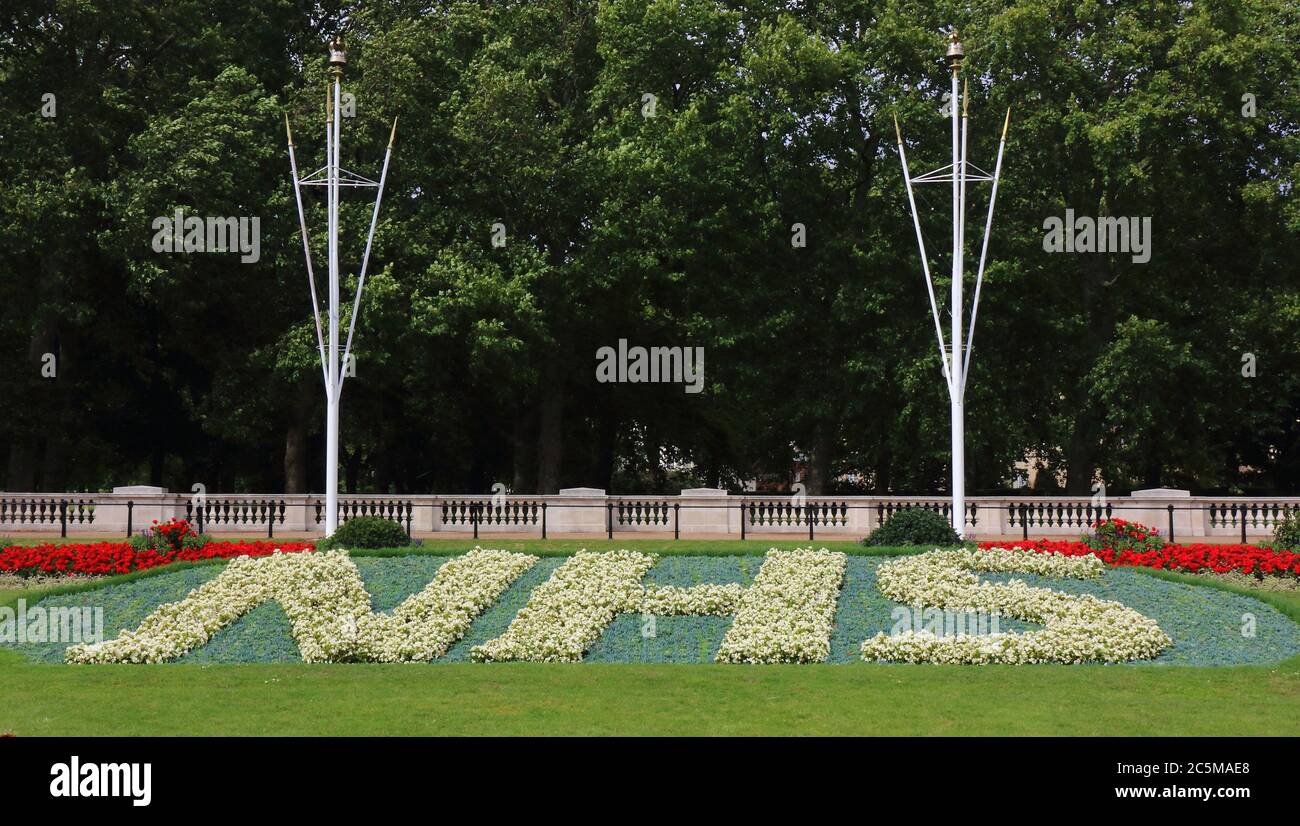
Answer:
[{"xmin": 66, "ymin": 549, "xmax": 538, "ymax": 664}]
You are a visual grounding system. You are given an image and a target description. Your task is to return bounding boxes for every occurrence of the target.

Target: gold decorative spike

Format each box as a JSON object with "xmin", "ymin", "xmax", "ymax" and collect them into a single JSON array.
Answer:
[
  {"xmin": 893, "ymin": 113, "xmax": 902, "ymax": 144},
  {"xmin": 284, "ymin": 112, "xmax": 294, "ymax": 146},
  {"xmin": 1002, "ymin": 107, "xmax": 1011, "ymax": 140},
  {"xmin": 388, "ymin": 116, "xmax": 398, "ymax": 149}
]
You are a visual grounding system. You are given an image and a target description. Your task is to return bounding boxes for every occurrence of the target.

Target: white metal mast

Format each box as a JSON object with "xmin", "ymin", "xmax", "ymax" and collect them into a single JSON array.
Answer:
[
  {"xmin": 895, "ymin": 30, "xmax": 1010, "ymax": 538},
  {"xmin": 285, "ymin": 38, "xmax": 397, "ymax": 536}
]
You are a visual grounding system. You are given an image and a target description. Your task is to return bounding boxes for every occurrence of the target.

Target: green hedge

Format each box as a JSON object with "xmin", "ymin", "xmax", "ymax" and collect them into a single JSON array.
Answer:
[
  {"xmin": 862, "ymin": 507, "xmax": 960, "ymax": 547},
  {"xmin": 317, "ymin": 516, "xmax": 410, "ymax": 550}
]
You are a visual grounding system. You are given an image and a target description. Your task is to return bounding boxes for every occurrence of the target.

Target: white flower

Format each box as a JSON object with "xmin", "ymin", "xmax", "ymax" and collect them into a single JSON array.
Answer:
[
  {"xmin": 859, "ymin": 548, "xmax": 1171, "ymax": 664},
  {"xmin": 65, "ymin": 545, "xmax": 1170, "ymax": 668},
  {"xmin": 640, "ymin": 583, "xmax": 746, "ymax": 616},
  {"xmin": 67, "ymin": 548, "xmax": 537, "ymax": 664},
  {"xmin": 351, "ymin": 549, "xmax": 539, "ymax": 662},
  {"xmin": 715, "ymin": 548, "xmax": 847, "ymax": 664},
  {"xmin": 470, "ymin": 548, "xmax": 846, "ymax": 663},
  {"xmin": 471, "ymin": 550, "xmax": 656, "ymax": 662}
]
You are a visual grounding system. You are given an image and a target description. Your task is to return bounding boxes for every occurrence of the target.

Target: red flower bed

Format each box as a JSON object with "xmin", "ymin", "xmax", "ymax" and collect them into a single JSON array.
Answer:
[
  {"xmin": 0, "ymin": 540, "xmax": 314, "ymax": 578},
  {"xmin": 982, "ymin": 539, "xmax": 1300, "ymax": 577}
]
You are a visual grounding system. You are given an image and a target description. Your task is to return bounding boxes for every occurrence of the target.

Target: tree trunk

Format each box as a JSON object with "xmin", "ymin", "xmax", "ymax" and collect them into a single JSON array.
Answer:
[
  {"xmin": 467, "ymin": 401, "xmax": 487, "ymax": 494},
  {"xmin": 283, "ymin": 387, "xmax": 312, "ymax": 494},
  {"xmin": 1063, "ymin": 187, "xmax": 1115, "ymax": 495},
  {"xmin": 1142, "ymin": 447, "xmax": 1163, "ymax": 489},
  {"xmin": 1063, "ymin": 409, "xmax": 1097, "ymax": 494},
  {"xmin": 346, "ymin": 446, "xmax": 364, "ymax": 494},
  {"xmin": 40, "ymin": 437, "xmax": 68, "ymax": 492},
  {"xmin": 374, "ymin": 422, "xmax": 395, "ymax": 493},
  {"xmin": 150, "ymin": 444, "xmax": 164, "ymax": 488},
  {"xmin": 512, "ymin": 404, "xmax": 535, "ymax": 492},
  {"xmin": 596, "ymin": 407, "xmax": 617, "ymax": 491},
  {"xmin": 8, "ymin": 324, "xmax": 56, "ymax": 490},
  {"xmin": 871, "ymin": 435, "xmax": 893, "ymax": 493},
  {"xmin": 536, "ymin": 356, "xmax": 565, "ymax": 494},
  {"xmin": 804, "ymin": 425, "xmax": 834, "ymax": 495},
  {"xmin": 6, "ymin": 445, "xmax": 37, "ymax": 491},
  {"xmin": 646, "ymin": 433, "xmax": 666, "ymax": 492}
]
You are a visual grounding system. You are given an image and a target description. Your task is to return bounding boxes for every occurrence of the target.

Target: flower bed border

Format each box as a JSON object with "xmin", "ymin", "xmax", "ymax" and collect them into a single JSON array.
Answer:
[
  {"xmin": 982, "ymin": 539, "xmax": 1300, "ymax": 578},
  {"xmin": 0, "ymin": 540, "xmax": 315, "ymax": 578},
  {"xmin": 4, "ymin": 547, "xmax": 1296, "ymax": 667}
]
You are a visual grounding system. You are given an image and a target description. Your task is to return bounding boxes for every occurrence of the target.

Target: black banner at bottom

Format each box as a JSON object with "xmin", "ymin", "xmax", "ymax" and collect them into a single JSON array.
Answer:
[{"xmin": 0, "ymin": 736, "xmax": 1287, "ymax": 813}]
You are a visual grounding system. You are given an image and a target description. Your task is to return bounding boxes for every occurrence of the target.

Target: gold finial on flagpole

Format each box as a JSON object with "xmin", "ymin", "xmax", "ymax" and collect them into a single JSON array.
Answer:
[
  {"xmin": 947, "ymin": 30, "xmax": 964, "ymax": 74},
  {"xmin": 329, "ymin": 37, "xmax": 347, "ymax": 79}
]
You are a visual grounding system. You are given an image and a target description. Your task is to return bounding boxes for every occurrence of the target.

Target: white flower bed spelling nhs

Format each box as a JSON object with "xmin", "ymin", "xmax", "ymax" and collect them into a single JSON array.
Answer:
[
  {"xmin": 61, "ymin": 546, "xmax": 1172, "ymax": 666},
  {"xmin": 66, "ymin": 549, "xmax": 537, "ymax": 664},
  {"xmin": 471, "ymin": 548, "xmax": 845, "ymax": 663},
  {"xmin": 859, "ymin": 548, "xmax": 1172, "ymax": 664}
]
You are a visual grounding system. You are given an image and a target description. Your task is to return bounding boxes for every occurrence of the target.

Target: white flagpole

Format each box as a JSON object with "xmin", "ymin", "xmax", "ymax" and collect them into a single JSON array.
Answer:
[
  {"xmin": 325, "ymin": 42, "xmax": 345, "ymax": 536},
  {"xmin": 947, "ymin": 33, "xmax": 966, "ymax": 537},
  {"xmin": 285, "ymin": 115, "xmax": 330, "ymax": 390},
  {"xmin": 339, "ymin": 117, "xmax": 397, "ymax": 399},
  {"xmin": 895, "ymin": 30, "xmax": 1007, "ymax": 541},
  {"xmin": 895, "ymin": 115, "xmax": 952, "ymax": 386},
  {"xmin": 959, "ymin": 78, "xmax": 970, "ymax": 317},
  {"xmin": 962, "ymin": 108, "xmax": 1011, "ymax": 395},
  {"xmin": 287, "ymin": 39, "xmax": 394, "ymax": 538}
]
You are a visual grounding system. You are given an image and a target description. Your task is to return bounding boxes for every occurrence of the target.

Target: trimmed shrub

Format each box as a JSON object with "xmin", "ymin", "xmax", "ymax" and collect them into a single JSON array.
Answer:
[
  {"xmin": 1272, "ymin": 513, "xmax": 1300, "ymax": 551},
  {"xmin": 862, "ymin": 508, "xmax": 960, "ymax": 547},
  {"xmin": 318, "ymin": 516, "xmax": 410, "ymax": 550}
]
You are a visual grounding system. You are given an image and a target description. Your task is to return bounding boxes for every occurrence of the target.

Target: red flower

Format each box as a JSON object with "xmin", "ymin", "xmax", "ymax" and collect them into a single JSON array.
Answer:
[
  {"xmin": 0, "ymin": 540, "xmax": 314, "ymax": 578},
  {"xmin": 979, "ymin": 538, "xmax": 1300, "ymax": 578}
]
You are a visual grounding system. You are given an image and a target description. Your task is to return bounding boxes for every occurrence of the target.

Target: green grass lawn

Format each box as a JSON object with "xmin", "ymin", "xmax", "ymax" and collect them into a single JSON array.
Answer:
[
  {"xmin": 2, "ymin": 539, "xmax": 1298, "ymax": 736},
  {"xmin": 2, "ymin": 654, "xmax": 1296, "ymax": 736}
]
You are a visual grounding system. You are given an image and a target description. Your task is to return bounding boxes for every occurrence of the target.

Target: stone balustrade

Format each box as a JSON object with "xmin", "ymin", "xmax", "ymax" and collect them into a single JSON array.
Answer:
[{"xmin": 1, "ymin": 485, "xmax": 1295, "ymax": 542}]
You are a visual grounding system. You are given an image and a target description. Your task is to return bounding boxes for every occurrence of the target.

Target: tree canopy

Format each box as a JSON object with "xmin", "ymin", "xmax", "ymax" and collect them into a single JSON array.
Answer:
[{"xmin": 2, "ymin": 0, "xmax": 1298, "ymax": 496}]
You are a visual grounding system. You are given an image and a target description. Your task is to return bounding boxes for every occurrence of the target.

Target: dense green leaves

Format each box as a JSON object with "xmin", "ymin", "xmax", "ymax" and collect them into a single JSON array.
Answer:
[
  {"xmin": 1, "ymin": 1, "xmax": 1297, "ymax": 495},
  {"xmin": 863, "ymin": 507, "xmax": 961, "ymax": 547}
]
